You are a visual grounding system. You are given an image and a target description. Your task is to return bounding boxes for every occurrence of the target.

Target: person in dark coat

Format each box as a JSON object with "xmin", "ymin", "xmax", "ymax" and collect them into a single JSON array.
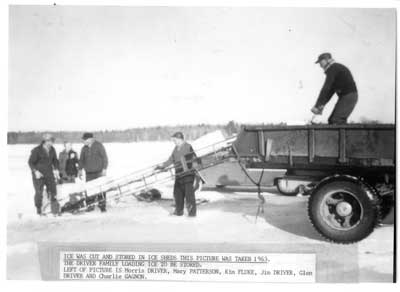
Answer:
[
  {"xmin": 156, "ymin": 132, "xmax": 201, "ymax": 217},
  {"xmin": 28, "ymin": 133, "xmax": 60, "ymax": 215},
  {"xmin": 59, "ymin": 142, "xmax": 79, "ymax": 183},
  {"xmin": 311, "ymin": 53, "xmax": 358, "ymax": 124},
  {"xmin": 78, "ymin": 132, "xmax": 108, "ymax": 212},
  {"xmin": 65, "ymin": 147, "xmax": 79, "ymax": 178}
]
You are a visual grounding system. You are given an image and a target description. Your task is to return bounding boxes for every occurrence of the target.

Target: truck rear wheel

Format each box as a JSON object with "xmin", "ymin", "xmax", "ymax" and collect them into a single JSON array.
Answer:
[{"xmin": 308, "ymin": 180, "xmax": 379, "ymax": 244}]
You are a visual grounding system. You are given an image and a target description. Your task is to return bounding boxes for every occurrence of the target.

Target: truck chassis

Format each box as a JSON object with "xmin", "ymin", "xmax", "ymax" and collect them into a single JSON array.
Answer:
[{"xmin": 219, "ymin": 124, "xmax": 395, "ymax": 243}]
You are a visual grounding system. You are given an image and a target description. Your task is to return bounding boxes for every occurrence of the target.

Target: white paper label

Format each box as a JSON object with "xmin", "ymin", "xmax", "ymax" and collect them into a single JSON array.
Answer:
[{"xmin": 59, "ymin": 251, "xmax": 316, "ymax": 282}]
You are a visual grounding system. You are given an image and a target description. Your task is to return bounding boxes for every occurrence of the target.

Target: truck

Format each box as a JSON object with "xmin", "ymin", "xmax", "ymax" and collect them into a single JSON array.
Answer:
[{"xmin": 199, "ymin": 124, "xmax": 395, "ymax": 244}]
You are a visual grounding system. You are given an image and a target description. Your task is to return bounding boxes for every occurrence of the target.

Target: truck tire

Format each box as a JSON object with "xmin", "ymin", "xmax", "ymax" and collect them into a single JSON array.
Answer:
[{"xmin": 308, "ymin": 179, "xmax": 379, "ymax": 244}]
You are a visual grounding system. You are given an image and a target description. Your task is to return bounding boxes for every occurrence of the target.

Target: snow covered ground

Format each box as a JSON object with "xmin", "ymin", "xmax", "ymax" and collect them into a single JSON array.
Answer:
[{"xmin": 7, "ymin": 142, "xmax": 394, "ymax": 282}]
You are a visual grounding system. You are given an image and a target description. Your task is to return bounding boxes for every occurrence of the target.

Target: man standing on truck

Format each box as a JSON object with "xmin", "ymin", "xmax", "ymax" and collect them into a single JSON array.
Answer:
[
  {"xmin": 311, "ymin": 53, "xmax": 358, "ymax": 124},
  {"xmin": 28, "ymin": 133, "xmax": 60, "ymax": 216},
  {"xmin": 155, "ymin": 132, "xmax": 200, "ymax": 217},
  {"xmin": 78, "ymin": 132, "xmax": 108, "ymax": 212}
]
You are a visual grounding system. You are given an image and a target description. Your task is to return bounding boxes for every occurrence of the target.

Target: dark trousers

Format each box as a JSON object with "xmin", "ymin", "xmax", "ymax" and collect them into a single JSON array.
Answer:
[
  {"xmin": 328, "ymin": 92, "xmax": 358, "ymax": 124},
  {"xmin": 173, "ymin": 175, "xmax": 196, "ymax": 216},
  {"xmin": 32, "ymin": 174, "xmax": 58, "ymax": 214},
  {"xmin": 86, "ymin": 171, "xmax": 106, "ymax": 211}
]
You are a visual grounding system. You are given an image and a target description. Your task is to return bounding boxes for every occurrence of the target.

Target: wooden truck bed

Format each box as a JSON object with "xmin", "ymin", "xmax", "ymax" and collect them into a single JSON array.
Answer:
[{"xmin": 233, "ymin": 124, "xmax": 395, "ymax": 172}]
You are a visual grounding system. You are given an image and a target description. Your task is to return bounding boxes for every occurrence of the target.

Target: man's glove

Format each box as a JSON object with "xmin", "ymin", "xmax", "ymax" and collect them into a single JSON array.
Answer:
[
  {"xmin": 34, "ymin": 170, "xmax": 43, "ymax": 179},
  {"xmin": 311, "ymin": 105, "xmax": 324, "ymax": 115}
]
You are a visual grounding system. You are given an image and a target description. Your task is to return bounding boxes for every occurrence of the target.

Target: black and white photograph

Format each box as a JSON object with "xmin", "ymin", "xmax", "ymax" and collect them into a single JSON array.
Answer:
[{"xmin": 4, "ymin": 1, "xmax": 397, "ymax": 284}]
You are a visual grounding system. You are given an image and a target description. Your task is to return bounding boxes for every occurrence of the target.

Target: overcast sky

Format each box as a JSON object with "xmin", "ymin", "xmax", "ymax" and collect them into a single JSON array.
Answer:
[{"xmin": 8, "ymin": 6, "xmax": 396, "ymax": 131}]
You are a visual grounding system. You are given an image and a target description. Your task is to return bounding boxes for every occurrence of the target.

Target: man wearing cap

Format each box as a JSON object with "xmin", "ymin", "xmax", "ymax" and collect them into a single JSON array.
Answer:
[
  {"xmin": 156, "ymin": 132, "xmax": 200, "ymax": 217},
  {"xmin": 79, "ymin": 133, "xmax": 109, "ymax": 212},
  {"xmin": 311, "ymin": 53, "xmax": 358, "ymax": 124},
  {"xmin": 28, "ymin": 133, "xmax": 61, "ymax": 215}
]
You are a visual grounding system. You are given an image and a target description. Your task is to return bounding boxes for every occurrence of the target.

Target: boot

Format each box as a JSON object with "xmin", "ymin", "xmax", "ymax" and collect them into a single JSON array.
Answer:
[{"xmin": 99, "ymin": 205, "xmax": 107, "ymax": 212}]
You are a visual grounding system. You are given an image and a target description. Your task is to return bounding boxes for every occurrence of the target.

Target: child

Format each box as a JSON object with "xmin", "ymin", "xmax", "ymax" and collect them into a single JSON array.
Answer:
[{"xmin": 59, "ymin": 142, "xmax": 79, "ymax": 183}]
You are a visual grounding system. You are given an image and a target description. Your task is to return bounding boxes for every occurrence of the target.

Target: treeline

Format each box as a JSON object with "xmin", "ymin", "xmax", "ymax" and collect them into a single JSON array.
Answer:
[{"xmin": 7, "ymin": 121, "xmax": 241, "ymax": 144}]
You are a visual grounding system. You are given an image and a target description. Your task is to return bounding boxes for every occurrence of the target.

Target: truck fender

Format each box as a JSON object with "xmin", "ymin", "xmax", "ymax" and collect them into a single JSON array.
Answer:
[{"xmin": 309, "ymin": 174, "xmax": 377, "ymax": 201}]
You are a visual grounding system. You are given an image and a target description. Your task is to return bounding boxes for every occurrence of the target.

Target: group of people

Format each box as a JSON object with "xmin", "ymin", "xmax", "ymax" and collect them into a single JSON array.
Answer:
[
  {"xmin": 28, "ymin": 52, "xmax": 359, "ymax": 218},
  {"xmin": 28, "ymin": 129, "xmax": 198, "ymax": 218},
  {"xmin": 28, "ymin": 132, "xmax": 108, "ymax": 216}
]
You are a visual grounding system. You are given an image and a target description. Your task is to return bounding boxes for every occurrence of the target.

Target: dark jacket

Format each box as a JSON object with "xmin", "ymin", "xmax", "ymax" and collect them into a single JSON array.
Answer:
[
  {"xmin": 66, "ymin": 150, "xmax": 79, "ymax": 176},
  {"xmin": 161, "ymin": 142, "xmax": 200, "ymax": 176},
  {"xmin": 79, "ymin": 140, "xmax": 108, "ymax": 173},
  {"xmin": 315, "ymin": 62, "xmax": 357, "ymax": 108},
  {"xmin": 28, "ymin": 143, "xmax": 59, "ymax": 176}
]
